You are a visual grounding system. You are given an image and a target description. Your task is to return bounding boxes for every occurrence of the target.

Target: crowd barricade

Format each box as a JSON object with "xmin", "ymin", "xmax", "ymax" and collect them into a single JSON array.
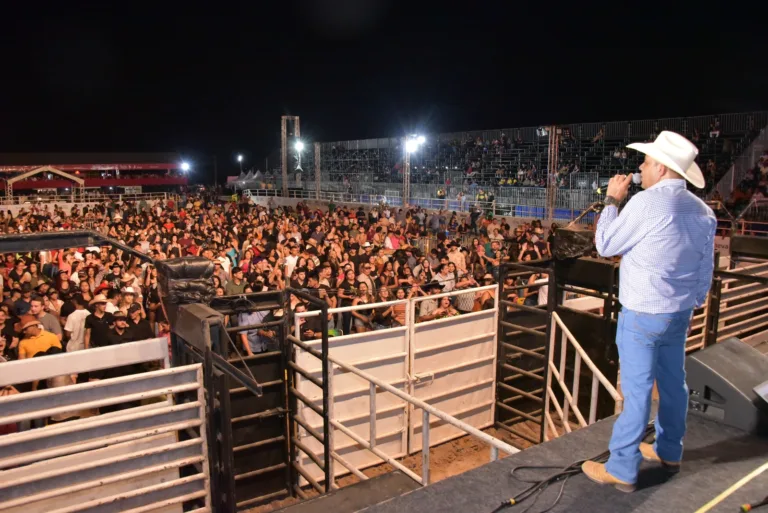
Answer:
[
  {"xmin": 1, "ymin": 192, "xmax": 169, "ymax": 206},
  {"xmin": 543, "ymin": 312, "xmax": 622, "ymax": 441},
  {"xmin": 291, "ymin": 284, "xmax": 498, "ymax": 482},
  {"xmin": 708, "ymin": 261, "xmax": 768, "ymax": 348},
  {"xmin": 408, "ymin": 285, "xmax": 498, "ymax": 452},
  {"xmin": 292, "ymin": 299, "xmax": 410, "ymax": 483},
  {"xmin": 0, "ymin": 338, "xmax": 212, "ymax": 513}
]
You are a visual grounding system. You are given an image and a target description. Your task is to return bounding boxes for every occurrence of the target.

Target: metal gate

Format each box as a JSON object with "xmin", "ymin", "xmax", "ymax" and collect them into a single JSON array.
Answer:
[
  {"xmin": 291, "ymin": 295, "xmax": 409, "ymax": 485},
  {"xmin": 494, "ymin": 262, "xmax": 553, "ymax": 446},
  {"xmin": 543, "ymin": 312, "xmax": 622, "ymax": 440},
  {"xmin": 291, "ymin": 285, "xmax": 500, "ymax": 482},
  {"xmin": 174, "ymin": 295, "xmax": 294, "ymax": 511}
]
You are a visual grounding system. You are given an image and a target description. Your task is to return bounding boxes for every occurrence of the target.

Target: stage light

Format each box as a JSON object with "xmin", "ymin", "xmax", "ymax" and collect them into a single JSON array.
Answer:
[
  {"xmin": 405, "ymin": 140, "xmax": 419, "ymax": 153},
  {"xmin": 295, "ymin": 141, "xmax": 304, "ymax": 152},
  {"xmin": 181, "ymin": 162, "xmax": 191, "ymax": 172},
  {"xmin": 237, "ymin": 155, "xmax": 243, "ymax": 163},
  {"xmin": 417, "ymin": 135, "xmax": 426, "ymax": 144}
]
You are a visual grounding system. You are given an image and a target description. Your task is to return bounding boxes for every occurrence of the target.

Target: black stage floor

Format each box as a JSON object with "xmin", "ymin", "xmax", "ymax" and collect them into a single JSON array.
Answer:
[{"xmin": 364, "ymin": 413, "xmax": 768, "ymax": 513}]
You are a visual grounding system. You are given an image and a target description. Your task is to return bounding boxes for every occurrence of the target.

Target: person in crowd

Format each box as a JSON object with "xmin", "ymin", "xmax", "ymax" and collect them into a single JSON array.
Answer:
[
  {"xmin": 127, "ymin": 303, "xmax": 154, "ymax": 340},
  {"xmin": 106, "ymin": 311, "xmax": 134, "ymax": 346},
  {"xmin": 225, "ymin": 267, "xmax": 247, "ymax": 295},
  {"xmin": 418, "ymin": 281, "xmax": 444, "ymax": 321},
  {"xmin": 29, "ymin": 294, "xmax": 63, "ymax": 341},
  {"xmin": 16, "ymin": 314, "xmax": 61, "ymax": 361},
  {"xmin": 64, "ymin": 295, "xmax": 91, "ymax": 352},
  {"xmin": 238, "ymin": 307, "xmax": 274, "ymax": 356},
  {"xmin": 351, "ymin": 281, "xmax": 374, "ymax": 333},
  {"xmin": 84, "ymin": 295, "xmax": 114, "ymax": 350},
  {"xmin": 0, "ymin": 309, "xmax": 19, "ymax": 361}
]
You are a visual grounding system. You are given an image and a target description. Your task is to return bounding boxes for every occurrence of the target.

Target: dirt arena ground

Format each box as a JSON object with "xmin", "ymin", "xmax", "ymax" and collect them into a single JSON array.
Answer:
[{"xmin": 248, "ymin": 421, "xmax": 540, "ymax": 512}]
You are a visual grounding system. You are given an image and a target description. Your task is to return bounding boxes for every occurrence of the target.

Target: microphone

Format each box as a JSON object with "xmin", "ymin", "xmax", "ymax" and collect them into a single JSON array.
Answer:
[{"xmin": 631, "ymin": 173, "xmax": 642, "ymax": 185}]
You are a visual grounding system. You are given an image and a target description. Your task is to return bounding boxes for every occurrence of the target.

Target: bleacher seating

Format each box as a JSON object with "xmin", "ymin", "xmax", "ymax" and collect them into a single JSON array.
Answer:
[{"xmin": 314, "ymin": 112, "xmax": 766, "ymax": 200}]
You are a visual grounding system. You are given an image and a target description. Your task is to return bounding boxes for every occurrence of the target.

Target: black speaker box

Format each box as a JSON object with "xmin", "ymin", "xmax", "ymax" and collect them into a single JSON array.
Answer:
[
  {"xmin": 686, "ymin": 338, "xmax": 768, "ymax": 435},
  {"xmin": 552, "ymin": 228, "xmax": 595, "ymax": 260}
]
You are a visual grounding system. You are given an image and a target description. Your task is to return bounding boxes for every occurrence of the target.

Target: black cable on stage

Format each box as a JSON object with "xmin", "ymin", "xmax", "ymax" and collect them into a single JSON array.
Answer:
[
  {"xmin": 742, "ymin": 494, "xmax": 768, "ymax": 512},
  {"xmin": 490, "ymin": 422, "xmax": 655, "ymax": 512}
]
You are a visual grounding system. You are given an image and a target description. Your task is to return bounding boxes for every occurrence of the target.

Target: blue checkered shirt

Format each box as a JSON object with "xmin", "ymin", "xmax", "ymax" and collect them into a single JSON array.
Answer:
[{"xmin": 595, "ymin": 179, "xmax": 717, "ymax": 314}]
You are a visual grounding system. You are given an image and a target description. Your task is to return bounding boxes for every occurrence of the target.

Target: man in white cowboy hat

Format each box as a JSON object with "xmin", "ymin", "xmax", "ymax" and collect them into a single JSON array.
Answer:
[{"xmin": 583, "ymin": 131, "xmax": 717, "ymax": 491}]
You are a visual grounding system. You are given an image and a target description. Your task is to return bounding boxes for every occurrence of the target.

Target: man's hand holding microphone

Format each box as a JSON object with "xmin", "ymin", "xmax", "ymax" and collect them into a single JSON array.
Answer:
[{"xmin": 605, "ymin": 173, "xmax": 636, "ymax": 205}]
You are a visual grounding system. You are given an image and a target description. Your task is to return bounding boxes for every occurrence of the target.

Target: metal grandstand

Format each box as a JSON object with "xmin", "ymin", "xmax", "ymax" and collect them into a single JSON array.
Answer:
[{"xmin": 231, "ymin": 112, "xmax": 767, "ymax": 220}]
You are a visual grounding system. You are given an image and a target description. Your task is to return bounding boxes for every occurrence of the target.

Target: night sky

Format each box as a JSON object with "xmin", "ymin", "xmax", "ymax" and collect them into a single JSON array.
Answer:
[{"xmin": 1, "ymin": 2, "xmax": 765, "ymax": 181}]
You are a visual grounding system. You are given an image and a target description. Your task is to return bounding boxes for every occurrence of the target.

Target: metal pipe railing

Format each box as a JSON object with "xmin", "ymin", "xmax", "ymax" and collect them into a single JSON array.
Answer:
[
  {"xmin": 290, "ymin": 333, "xmax": 520, "ymax": 487},
  {"xmin": 543, "ymin": 311, "xmax": 622, "ymax": 441}
]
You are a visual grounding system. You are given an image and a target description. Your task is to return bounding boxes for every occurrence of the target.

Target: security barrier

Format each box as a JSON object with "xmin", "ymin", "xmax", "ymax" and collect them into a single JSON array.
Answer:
[
  {"xmin": 0, "ymin": 338, "xmax": 211, "ymax": 513},
  {"xmin": 292, "ymin": 285, "xmax": 499, "ymax": 483}
]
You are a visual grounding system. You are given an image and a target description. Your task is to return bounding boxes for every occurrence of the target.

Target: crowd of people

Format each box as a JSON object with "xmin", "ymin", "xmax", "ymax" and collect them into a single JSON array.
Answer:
[
  {"xmin": 717, "ymin": 150, "xmax": 768, "ymax": 216},
  {"xmin": 0, "ymin": 193, "xmax": 557, "ymax": 366}
]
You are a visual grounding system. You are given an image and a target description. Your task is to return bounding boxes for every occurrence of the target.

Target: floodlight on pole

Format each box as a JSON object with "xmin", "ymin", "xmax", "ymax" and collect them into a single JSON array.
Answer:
[
  {"xmin": 181, "ymin": 162, "xmax": 191, "ymax": 172},
  {"xmin": 237, "ymin": 154, "xmax": 244, "ymax": 172},
  {"xmin": 405, "ymin": 139, "xmax": 419, "ymax": 153},
  {"xmin": 417, "ymin": 135, "xmax": 426, "ymax": 144},
  {"xmin": 295, "ymin": 141, "xmax": 304, "ymax": 152}
]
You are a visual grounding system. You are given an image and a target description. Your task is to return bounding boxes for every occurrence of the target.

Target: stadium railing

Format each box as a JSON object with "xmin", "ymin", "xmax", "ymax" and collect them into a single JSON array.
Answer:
[
  {"xmin": 0, "ymin": 192, "xmax": 170, "ymax": 205},
  {"xmin": 245, "ymin": 188, "xmax": 601, "ymax": 225},
  {"xmin": 543, "ymin": 311, "xmax": 622, "ymax": 441}
]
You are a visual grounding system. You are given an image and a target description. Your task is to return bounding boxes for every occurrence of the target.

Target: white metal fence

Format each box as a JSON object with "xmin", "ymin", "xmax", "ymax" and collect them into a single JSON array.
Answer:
[
  {"xmin": 714, "ymin": 261, "xmax": 768, "ymax": 347},
  {"xmin": 291, "ymin": 285, "xmax": 504, "ymax": 485},
  {"xmin": 408, "ymin": 286, "xmax": 498, "ymax": 452},
  {"xmin": 0, "ymin": 338, "xmax": 211, "ymax": 513},
  {"xmin": 292, "ymin": 300, "xmax": 410, "ymax": 484},
  {"xmin": 1, "ymin": 192, "xmax": 170, "ymax": 206},
  {"xmin": 542, "ymin": 312, "xmax": 622, "ymax": 441}
]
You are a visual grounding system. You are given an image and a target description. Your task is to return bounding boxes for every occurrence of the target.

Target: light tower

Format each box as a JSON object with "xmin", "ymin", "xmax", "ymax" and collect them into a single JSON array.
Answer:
[
  {"xmin": 281, "ymin": 116, "xmax": 301, "ymax": 197},
  {"xmin": 403, "ymin": 134, "xmax": 425, "ymax": 207}
]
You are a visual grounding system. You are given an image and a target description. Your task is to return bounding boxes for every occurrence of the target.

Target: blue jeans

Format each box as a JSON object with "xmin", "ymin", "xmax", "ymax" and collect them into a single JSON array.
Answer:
[{"xmin": 605, "ymin": 307, "xmax": 692, "ymax": 484}]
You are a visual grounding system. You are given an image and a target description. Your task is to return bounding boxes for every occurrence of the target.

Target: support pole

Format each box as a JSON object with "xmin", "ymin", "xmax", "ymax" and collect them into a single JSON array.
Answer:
[
  {"xmin": 314, "ymin": 142, "xmax": 321, "ymax": 201},
  {"xmin": 281, "ymin": 117, "xmax": 288, "ymax": 198},
  {"xmin": 546, "ymin": 125, "xmax": 559, "ymax": 221},
  {"xmin": 403, "ymin": 137, "xmax": 410, "ymax": 207},
  {"xmin": 213, "ymin": 155, "xmax": 218, "ymax": 189},
  {"xmin": 281, "ymin": 115, "xmax": 301, "ymax": 198}
]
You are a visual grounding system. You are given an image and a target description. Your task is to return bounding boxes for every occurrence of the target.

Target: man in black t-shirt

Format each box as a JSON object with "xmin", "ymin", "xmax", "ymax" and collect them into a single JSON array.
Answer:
[
  {"xmin": 127, "ymin": 303, "xmax": 154, "ymax": 341},
  {"xmin": 100, "ymin": 311, "xmax": 142, "ymax": 408},
  {"xmin": 84, "ymin": 295, "xmax": 114, "ymax": 349},
  {"xmin": 106, "ymin": 312, "xmax": 134, "ymax": 347},
  {"xmin": 103, "ymin": 263, "xmax": 123, "ymax": 290}
]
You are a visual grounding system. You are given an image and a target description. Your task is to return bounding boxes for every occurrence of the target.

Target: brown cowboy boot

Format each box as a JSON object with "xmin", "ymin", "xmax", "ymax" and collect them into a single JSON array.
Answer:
[
  {"xmin": 640, "ymin": 442, "xmax": 681, "ymax": 473},
  {"xmin": 581, "ymin": 461, "xmax": 636, "ymax": 493}
]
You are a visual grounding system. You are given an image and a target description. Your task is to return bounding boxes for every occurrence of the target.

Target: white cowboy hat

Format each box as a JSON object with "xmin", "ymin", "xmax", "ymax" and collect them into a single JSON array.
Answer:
[
  {"xmin": 89, "ymin": 294, "xmax": 108, "ymax": 306},
  {"xmin": 627, "ymin": 131, "xmax": 705, "ymax": 189}
]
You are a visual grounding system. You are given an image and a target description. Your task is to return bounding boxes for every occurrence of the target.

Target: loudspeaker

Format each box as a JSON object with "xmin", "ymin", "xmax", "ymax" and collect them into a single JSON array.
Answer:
[
  {"xmin": 686, "ymin": 338, "xmax": 768, "ymax": 435},
  {"xmin": 155, "ymin": 256, "xmax": 215, "ymax": 327},
  {"xmin": 552, "ymin": 228, "xmax": 595, "ymax": 260}
]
